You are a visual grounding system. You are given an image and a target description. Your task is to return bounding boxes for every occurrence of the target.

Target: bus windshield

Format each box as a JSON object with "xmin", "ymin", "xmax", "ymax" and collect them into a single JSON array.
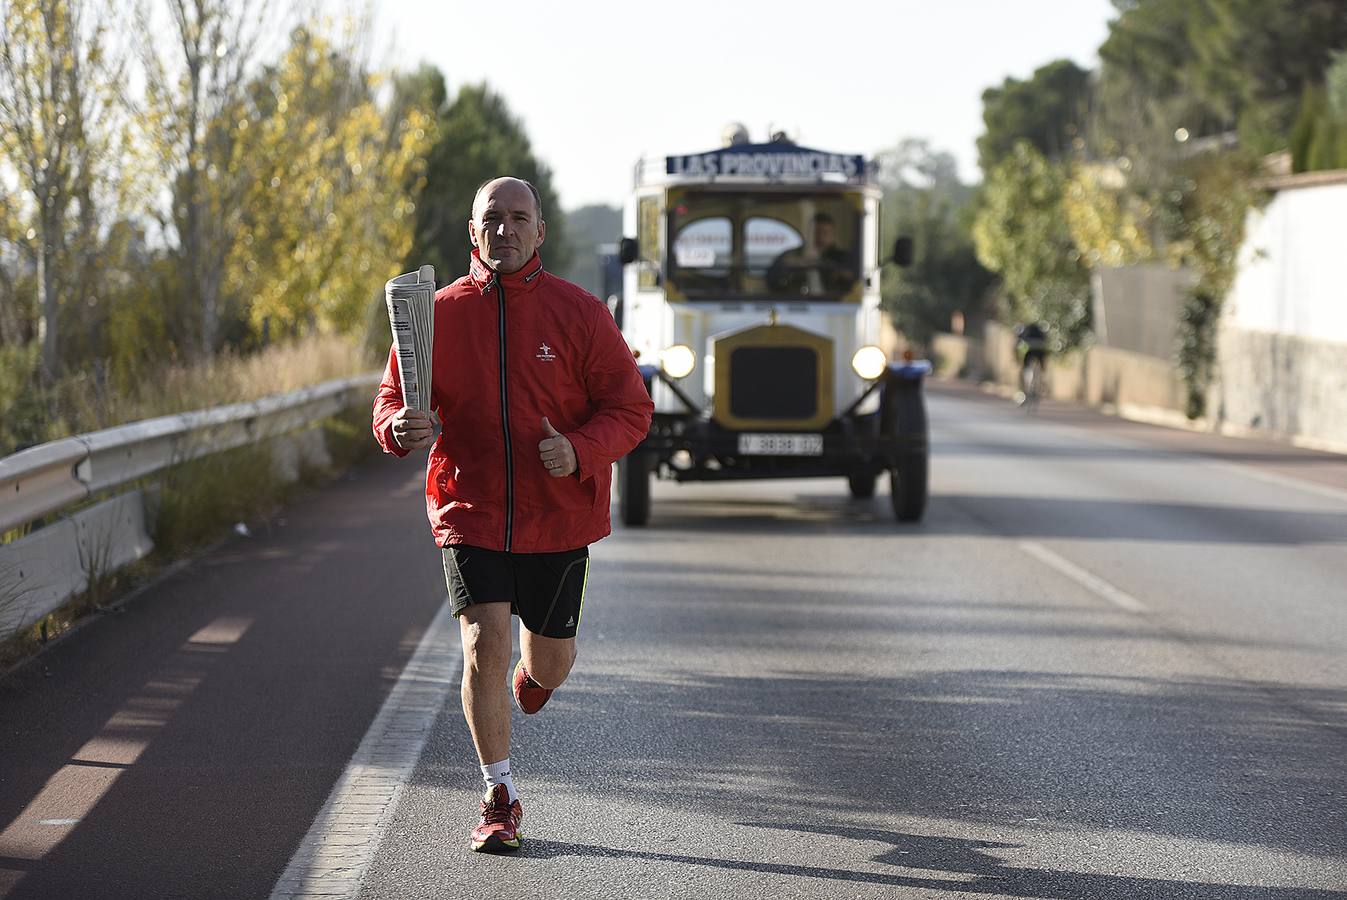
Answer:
[{"xmin": 668, "ymin": 191, "xmax": 862, "ymax": 301}]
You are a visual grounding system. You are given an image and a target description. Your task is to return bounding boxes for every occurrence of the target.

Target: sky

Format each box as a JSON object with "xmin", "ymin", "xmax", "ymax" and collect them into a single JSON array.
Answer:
[{"xmin": 369, "ymin": 0, "xmax": 1119, "ymax": 211}]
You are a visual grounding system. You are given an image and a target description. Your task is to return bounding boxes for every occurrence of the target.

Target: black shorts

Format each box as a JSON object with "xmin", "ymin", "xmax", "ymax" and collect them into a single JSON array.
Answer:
[{"xmin": 442, "ymin": 544, "xmax": 590, "ymax": 639}]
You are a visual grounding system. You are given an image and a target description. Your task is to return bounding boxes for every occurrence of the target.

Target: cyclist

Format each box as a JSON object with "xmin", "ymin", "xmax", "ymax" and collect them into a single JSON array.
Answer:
[{"xmin": 1013, "ymin": 322, "xmax": 1049, "ymax": 407}]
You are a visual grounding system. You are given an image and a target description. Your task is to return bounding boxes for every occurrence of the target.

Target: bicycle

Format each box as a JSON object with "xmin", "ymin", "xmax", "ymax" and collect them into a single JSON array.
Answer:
[
  {"xmin": 1013, "ymin": 323, "xmax": 1048, "ymax": 411},
  {"xmin": 1018, "ymin": 354, "xmax": 1044, "ymax": 411}
]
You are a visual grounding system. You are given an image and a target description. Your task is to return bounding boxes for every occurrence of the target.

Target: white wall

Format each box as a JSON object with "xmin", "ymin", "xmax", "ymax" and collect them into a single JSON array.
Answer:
[
  {"xmin": 1226, "ymin": 181, "xmax": 1347, "ymax": 343},
  {"xmin": 1218, "ymin": 176, "xmax": 1347, "ymax": 450}
]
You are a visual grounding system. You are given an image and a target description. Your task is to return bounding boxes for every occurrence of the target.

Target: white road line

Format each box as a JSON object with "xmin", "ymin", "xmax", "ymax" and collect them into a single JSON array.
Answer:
[
  {"xmin": 1019, "ymin": 541, "xmax": 1148, "ymax": 614},
  {"xmin": 271, "ymin": 600, "xmax": 458, "ymax": 900}
]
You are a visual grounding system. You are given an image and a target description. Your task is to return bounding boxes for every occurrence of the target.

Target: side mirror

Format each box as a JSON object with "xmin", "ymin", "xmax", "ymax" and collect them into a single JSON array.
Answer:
[
  {"xmin": 618, "ymin": 237, "xmax": 639, "ymax": 265},
  {"xmin": 892, "ymin": 236, "xmax": 914, "ymax": 268}
]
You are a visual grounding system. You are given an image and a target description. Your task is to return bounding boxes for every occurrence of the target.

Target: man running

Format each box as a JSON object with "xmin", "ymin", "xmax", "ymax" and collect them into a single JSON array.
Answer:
[{"xmin": 372, "ymin": 176, "xmax": 653, "ymax": 852}]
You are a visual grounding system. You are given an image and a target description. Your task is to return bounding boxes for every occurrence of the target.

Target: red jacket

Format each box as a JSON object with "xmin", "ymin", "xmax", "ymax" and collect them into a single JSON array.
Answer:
[{"xmin": 373, "ymin": 251, "xmax": 653, "ymax": 553}]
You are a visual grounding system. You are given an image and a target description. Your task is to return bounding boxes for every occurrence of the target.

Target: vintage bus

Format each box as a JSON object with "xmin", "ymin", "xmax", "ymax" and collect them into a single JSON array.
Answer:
[{"xmin": 616, "ymin": 130, "xmax": 930, "ymax": 525}]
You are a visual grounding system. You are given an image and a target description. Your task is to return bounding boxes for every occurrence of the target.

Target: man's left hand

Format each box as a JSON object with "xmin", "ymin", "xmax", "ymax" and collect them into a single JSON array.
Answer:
[{"xmin": 538, "ymin": 417, "xmax": 577, "ymax": 477}]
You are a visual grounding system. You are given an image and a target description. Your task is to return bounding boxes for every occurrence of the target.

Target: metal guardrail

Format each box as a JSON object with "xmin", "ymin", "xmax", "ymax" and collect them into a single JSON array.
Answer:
[
  {"xmin": 0, "ymin": 375, "xmax": 378, "ymax": 534},
  {"xmin": 0, "ymin": 373, "xmax": 380, "ymax": 636}
]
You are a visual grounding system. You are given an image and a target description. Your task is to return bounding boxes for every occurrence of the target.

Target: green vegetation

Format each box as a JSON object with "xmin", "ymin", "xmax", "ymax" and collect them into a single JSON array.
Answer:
[
  {"xmin": 973, "ymin": 142, "xmax": 1092, "ymax": 347},
  {"xmin": 153, "ymin": 443, "xmax": 281, "ymax": 557},
  {"xmin": 224, "ymin": 27, "xmax": 430, "ymax": 339},
  {"xmin": 0, "ymin": 3, "xmax": 570, "ymax": 458},
  {"xmin": 964, "ymin": 0, "xmax": 1342, "ymax": 415},
  {"xmin": 1098, "ymin": 0, "xmax": 1347, "ymax": 157},
  {"xmin": 0, "ymin": 4, "xmax": 579, "ymax": 664},
  {"xmin": 977, "ymin": 60, "xmax": 1092, "ymax": 174},
  {"xmin": 1290, "ymin": 52, "xmax": 1347, "ymax": 173},
  {"xmin": 559, "ymin": 204, "xmax": 623, "ymax": 298},
  {"xmin": 399, "ymin": 73, "xmax": 571, "ymax": 284},
  {"xmin": 1163, "ymin": 151, "xmax": 1264, "ymax": 417},
  {"xmin": 876, "ymin": 139, "xmax": 993, "ymax": 349}
]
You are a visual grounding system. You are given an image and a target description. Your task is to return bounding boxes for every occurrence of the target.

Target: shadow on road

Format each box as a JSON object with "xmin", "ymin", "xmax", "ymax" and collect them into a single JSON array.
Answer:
[
  {"xmin": 597, "ymin": 559, "xmax": 1312, "ymax": 653},
  {"xmin": 522, "ymin": 828, "xmax": 1347, "ymax": 898},
  {"xmin": 621, "ymin": 490, "xmax": 1347, "ymax": 546},
  {"xmin": 525, "ymin": 667, "xmax": 1347, "ymax": 869}
]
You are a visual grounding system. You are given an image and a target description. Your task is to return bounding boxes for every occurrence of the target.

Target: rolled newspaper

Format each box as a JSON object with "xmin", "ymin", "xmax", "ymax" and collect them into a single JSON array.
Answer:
[{"xmin": 385, "ymin": 264, "xmax": 436, "ymax": 411}]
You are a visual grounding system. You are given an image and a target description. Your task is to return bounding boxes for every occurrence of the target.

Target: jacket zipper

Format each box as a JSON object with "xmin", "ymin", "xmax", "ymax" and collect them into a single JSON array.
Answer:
[{"xmin": 496, "ymin": 280, "xmax": 514, "ymax": 551}]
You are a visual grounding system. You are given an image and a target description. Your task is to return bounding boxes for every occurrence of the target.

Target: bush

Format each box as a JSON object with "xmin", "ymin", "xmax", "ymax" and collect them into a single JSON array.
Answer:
[
  {"xmin": 1291, "ymin": 52, "xmax": 1347, "ymax": 174},
  {"xmin": 0, "ymin": 342, "xmax": 56, "ymax": 454}
]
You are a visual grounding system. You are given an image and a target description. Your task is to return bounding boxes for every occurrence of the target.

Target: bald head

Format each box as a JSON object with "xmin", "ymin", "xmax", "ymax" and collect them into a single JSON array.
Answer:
[
  {"xmin": 472, "ymin": 177, "xmax": 543, "ymax": 222},
  {"xmin": 468, "ymin": 177, "xmax": 547, "ymax": 274}
]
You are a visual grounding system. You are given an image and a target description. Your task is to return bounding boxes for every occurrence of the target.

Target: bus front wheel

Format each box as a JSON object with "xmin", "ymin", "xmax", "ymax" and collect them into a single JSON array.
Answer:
[{"xmin": 619, "ymin": 451, "xmax": 651, "ymax": 526}]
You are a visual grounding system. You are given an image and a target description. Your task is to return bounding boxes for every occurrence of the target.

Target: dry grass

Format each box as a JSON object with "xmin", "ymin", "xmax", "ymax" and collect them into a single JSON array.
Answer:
[{"xmin": 54, "ymin": 331, "xmax": 379, "ymax": 436}]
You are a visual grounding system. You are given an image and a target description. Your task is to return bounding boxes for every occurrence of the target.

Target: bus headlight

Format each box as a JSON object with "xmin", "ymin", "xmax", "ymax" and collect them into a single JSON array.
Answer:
[
  {"xmin": 660, "ymin": 344, "xmax": 696, "ymax": 379},
  {"xmin": 851, "ymin": 345, "xmax": 887, "ymax": 380}
]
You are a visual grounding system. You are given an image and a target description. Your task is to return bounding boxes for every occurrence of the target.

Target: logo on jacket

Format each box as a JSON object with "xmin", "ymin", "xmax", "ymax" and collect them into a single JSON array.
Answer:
[{"xmin": 536, "ymin": 342, "xmax": 557, "ymax": 362}]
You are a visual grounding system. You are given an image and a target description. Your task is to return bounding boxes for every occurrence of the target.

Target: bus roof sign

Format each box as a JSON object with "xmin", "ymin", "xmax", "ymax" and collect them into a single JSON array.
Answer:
[{"xmin": 665, "ymin": 143, "xmax": 868, "ymax": 180}]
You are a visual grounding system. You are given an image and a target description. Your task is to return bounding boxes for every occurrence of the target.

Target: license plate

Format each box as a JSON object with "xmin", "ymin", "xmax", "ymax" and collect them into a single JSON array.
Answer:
[{"xmin": 737, "ymin": 433, "xmax": 824, "ymax": 456}]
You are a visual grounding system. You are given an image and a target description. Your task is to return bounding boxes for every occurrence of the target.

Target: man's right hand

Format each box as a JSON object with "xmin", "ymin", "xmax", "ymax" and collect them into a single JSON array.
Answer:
[{"xmin": 391, "ymin": 407, "xmax": 439, "ymax": 450}]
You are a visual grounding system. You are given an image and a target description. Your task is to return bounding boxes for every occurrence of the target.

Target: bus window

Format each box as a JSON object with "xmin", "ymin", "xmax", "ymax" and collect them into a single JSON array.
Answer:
[
  {"xmin": 759, "ymin": 209, "xmax": 858, "ymax": 297},
  {"xmin": 667, "ymin": 191, "xmax": 861, "ymax": 300},
  {"xmin": 744, "ymin": 218, "xmax": 803, "ymax": 292},
  {"xmin": 672, "ymin": 216, "xmax": 732, "ymax": 291}
]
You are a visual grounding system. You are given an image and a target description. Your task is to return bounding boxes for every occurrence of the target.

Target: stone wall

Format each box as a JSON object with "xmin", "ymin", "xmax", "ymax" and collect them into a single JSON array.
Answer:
[
  {"xmin": 1216, "ymin": 327, "xmax": 1347, "ymax": 449},
  {"xmin": 932, "ymin": 323, "xmax": 1187, "ymax": 415}
]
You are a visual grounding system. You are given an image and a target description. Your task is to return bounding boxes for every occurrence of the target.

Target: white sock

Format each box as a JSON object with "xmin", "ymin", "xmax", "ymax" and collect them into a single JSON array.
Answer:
[{"xmin": 481, "ymin": 758, "xmax": 518, "ymax": 804}]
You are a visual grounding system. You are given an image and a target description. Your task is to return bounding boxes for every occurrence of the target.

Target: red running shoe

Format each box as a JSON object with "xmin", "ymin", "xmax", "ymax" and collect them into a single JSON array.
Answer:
[
  {"xmin": 513, "ymin": 661, "xmax": 553, "ymax": 715},
  {"xmin": 470, "ymin": 783, "xmax": 522, "ymax": 853}
]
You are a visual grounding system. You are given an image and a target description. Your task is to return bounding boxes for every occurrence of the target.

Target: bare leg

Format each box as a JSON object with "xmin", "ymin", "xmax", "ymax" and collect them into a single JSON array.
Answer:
[
  {"xmin": 520, "ymin": 630, "xmax": 577, "ymax": 690},
  {"xmin": 458, "ymin": 602, "xmax": 513, "ymax": 764}
]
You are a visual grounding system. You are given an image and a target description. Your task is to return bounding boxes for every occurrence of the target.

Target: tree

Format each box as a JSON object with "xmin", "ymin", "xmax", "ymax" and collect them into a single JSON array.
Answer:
[
  {"xmin": 1061, "ymin": 163, "xmax": 1154, "ymax": 269},
  {"xmin": 390, "ymin": 63, "xmax": 447, "ymax": 135},
  {"xmin": 875, "ymin": 139, "xmax": 992, "ymax": 347},
  {"xmin": 223, "ymin": 25, "xmax": 431, "ymax": 337},
  {"xmin": 0, "ymin": 0, "xmax": 126, "ymax": 382},
  {"xmin": 1329, "ymin": 49, "xmax": 1347, "ymax": 122},
  {"xmin": 1098, "ymin": 2, "xmax": 1223, "ymax": 135},
  {"xmin": 136, "ymin": 0, "xmax": 283, "ymax": 358},
  {"xmin": 977, "ymin": 59, "xmax": 1092, "ymax": 175},
  {"xmin": 972, "ymin": 142, "xmax": 1091, "ymax": 345},
  {"xmin": 1099, "ymin": 0, "xmax": 1347, "ymax": 153},
  {"xmin": 407, "ymin": 82, "xmax": 570, "ymax": 282},
  {"xmin": 877, "ymin": 138, "xmax": 965, "ymax": 194},
  {"xmin": 0, "ymin": 185, "xmax": 31, "ymax": 349},
  {"xmin": 557, "ymin": 203, "xmax": 622, "ymax": 297},
  {"xmin": 1289, "ymin": 51, "xmax": 1347, "ymax": 173}
]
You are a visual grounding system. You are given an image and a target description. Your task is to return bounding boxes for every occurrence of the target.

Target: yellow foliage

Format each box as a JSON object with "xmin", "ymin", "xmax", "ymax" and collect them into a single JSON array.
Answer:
[
  {"xmin": 1062, "ymin": 163, "xmax": 1156, "ymax": 269},
  {"xmin": 223, "ymin": 28, "xmax": 432, "ymax": 338}
]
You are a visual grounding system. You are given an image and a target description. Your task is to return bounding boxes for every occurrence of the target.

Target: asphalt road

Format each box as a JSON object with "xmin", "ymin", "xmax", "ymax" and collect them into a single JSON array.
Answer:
[
  {"xmin": 0, "ymin": 456, "xmax": 447, "ymax": 899},
  {"xmin": 4, "ymin": 380, "xmax": 1347, "ymax": 899}
]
